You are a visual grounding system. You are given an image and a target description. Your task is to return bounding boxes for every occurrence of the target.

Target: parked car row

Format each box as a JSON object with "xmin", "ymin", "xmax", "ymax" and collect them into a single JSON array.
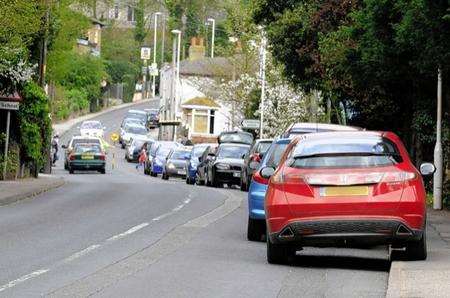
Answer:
[{"xmin": 117, "ymin": 117, "xmax": 435, "ymax": 265}]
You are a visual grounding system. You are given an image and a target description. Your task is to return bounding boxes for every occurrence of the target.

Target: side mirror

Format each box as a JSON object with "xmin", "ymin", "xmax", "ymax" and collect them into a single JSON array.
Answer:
[
  {"xmin": 198, "ymin": 156, "xmax": 203, "ymax": 162},
  {"xmin": 241, "ymin": 153, "xmax": 247, "ymax": 159},
  {"xmin": 61, "ymin": 145, "xmax": 67, "ymax": 149},
  {"xmin": 260, "ymin": 167, "xmax": 275, "ymax": 179},
  {"xmin": 420, "ymin": 163, "xmax": 436, "ymax": 176}
]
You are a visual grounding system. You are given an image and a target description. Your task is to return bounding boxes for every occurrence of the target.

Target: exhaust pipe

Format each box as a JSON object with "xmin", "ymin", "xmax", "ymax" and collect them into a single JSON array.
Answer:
[
  {"xmin": 278, "ymin": 227, "xmax": 295, "ymax": 239},
  {"xmin": 396, "ymin": 224, "xmax": 413, "ymax": 236}
]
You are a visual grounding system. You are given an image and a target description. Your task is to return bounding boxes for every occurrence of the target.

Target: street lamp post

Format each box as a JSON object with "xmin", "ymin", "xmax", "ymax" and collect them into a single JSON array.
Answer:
[
  {"xmin": 171, "ymin": 29, "xmax": 181, "ymax": 142},
  {"xmin": 258, "ymin": 31, "xmax": 267, "ymax": 139},
  {"xmin": 152, "ymin": 12, "xmax": 161, "ymax": 99},
  {"xmin": 206, "ymin": 18, "xmax": 215, "ymax": 58},
  {"xmin": 433, "ymin": 67, "xmax": 443, "ymax": 210}
]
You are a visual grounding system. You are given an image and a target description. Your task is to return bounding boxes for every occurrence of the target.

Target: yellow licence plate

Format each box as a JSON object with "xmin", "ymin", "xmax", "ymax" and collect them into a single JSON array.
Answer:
[
  {"xmin": 81, "ymin": 155, "xmax": 94, "ymax": 160},
  {"xmin": 320, "ymin": 186, "xmax": 369, "ymax": 197}
]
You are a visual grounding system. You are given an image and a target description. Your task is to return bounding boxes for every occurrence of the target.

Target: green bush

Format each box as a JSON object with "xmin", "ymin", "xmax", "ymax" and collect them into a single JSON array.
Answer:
[
  {"xmin": 18, "ymin": 82, "xmax": 51, "ymax": 166},
  {"xmin": 66, "ymin": 88, "xmax": 89, "ymax": 112}
]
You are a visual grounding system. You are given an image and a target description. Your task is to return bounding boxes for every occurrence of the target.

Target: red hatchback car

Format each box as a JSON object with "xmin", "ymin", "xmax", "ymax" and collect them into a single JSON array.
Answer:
[{"xmin": 262, "ymin": 131, "xmax": 435, "ymax": 264}]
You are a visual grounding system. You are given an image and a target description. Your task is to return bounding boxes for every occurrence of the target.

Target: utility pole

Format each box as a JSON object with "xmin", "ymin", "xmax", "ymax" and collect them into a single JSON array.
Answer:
[
  {"xmin": 152, "ymin": 12, "xmax": 161, "ymax": 99},
  {"xmin": 258, "ymin": 31, "xmax": 267, "ymax": 139},
  {"xmin": 207, "ymin": 18, "xmax": 215, "ymax": 58},
  {"xmin": 433, "ymin": 67, "xmax": 443, "ymax": 210},
  {"xmin": 161, "ymin": 14, "xmax": 165, "ymax": 66},
  {"xmin": 171, "ymin": 30, "xmax": 181, "ymax": 141}
]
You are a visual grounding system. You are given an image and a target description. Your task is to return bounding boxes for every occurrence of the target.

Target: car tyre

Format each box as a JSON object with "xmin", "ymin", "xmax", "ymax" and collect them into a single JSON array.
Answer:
[
  {"xmin": 162, "ymin": 172, "xmax": 169, "ymax": 180},
  {"xmin": 247, "ymin": 217, "xmax": 265, "ymax": 241},
  {"xmin": 99, "ymin": 168, "xmax": 106, "ymax": 174},
  {"xmin": 267, "ymin": 237, "xmax": 294, "ymax": 265},
  {"xmin": 405, "ymin": 229, "xmax": 427, "ymax": 261},
  {"xmin": 69, "ymin": 168, "xmax": 74, "ymax": 174}
]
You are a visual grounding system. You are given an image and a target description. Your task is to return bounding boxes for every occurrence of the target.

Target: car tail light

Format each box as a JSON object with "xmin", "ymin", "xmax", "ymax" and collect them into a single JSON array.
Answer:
[
  {"xmin": 250, "ymin": 154, "xmax": 261, "ymax": 163},
  {"xmin": 99, "ymin": 154, "xmax": 106, "ymax": 161},
  {"xmin": 373, "ymin": 171, "xmax": 417, "ymax": 195},
  {"xmin": 69, "ymin": 155, "xmax": 75, "ymax": 161},
  {"xmin": 273, "ymin": 172, "xmax": 314, "ymax": 197},
  {"xmin": 252, "ymin": 170, "xmax": 268, "ymax": 185}
]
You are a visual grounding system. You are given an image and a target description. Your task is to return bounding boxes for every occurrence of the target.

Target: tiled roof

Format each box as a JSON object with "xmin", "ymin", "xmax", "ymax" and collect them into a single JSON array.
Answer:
[{"xmin": 182, "ymin": 97, "xmax": 220, "ymax": 108}]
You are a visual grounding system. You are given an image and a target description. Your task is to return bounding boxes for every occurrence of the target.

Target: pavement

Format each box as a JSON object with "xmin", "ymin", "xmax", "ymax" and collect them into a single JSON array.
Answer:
[{"xmin": 387, "ymin": 208, "xmax": 450, "ymax": 298}]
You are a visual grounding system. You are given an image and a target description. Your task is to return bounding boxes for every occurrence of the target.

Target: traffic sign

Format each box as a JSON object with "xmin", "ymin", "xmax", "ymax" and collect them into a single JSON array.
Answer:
[
  {"xmin": 0, "ymin": 101, "xmax": 19, "ymax": 110},
  {"xmin": 110, "ymin": 133, "xmax": 119, "ymax": 142},
  {"xmin": 140, "ymin": 47, "xmax": 151, "ymax": 60},
  {"xmin": 242, "ymin": 119, "xmax": 260, "ymax": 130},
  {"xmin": 149, "ymin": 63, "xmax": 158, "ymax": 76}
]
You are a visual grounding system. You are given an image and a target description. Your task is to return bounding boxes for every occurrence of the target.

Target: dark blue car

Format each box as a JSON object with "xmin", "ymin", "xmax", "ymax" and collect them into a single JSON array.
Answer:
[
  {"xmin": 247, "ymin": 138, "xmax": 291, "ymax": 241},
  {"xmin": 149, "ymin": 141, "xmax": 181, "ymax": 177},
  {"xmin": 185, "ymin": 143, "xmax": 215, "ymax": 184}
]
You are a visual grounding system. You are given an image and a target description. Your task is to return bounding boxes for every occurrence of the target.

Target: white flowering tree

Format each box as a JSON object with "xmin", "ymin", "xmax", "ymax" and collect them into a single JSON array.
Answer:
[{"xmin": 0, "ymin": 48, "xmax": 35, "ymax": 94}]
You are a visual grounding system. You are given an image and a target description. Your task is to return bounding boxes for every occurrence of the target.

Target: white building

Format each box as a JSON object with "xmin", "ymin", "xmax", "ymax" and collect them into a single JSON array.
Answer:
[{"xmin": 159, "ymin": 37, "xmax": 236, "ymax": 143}]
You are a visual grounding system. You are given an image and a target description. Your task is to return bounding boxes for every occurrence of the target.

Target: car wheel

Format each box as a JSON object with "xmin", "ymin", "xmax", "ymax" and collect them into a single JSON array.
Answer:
[
  {"xmin": 405, "ymin": 229, "xmax": 427, "ymax": 261},
  {"xmin": 206, "ymin": 172, "xmax": 211, "ymax": 186},
  {"xmin": 99, "ymin": 168, "xmax": 106, "ymax": 174},
  {"xmin": 212, "ymin": 174, "xmax": 222, "ymax": 188},
  {"xmin": 247, "ymin": 217, "xmax": 265, "ymax": 241},
  {"xmin": 267, "ymin": 237, "xmax": 294, "ymax": 265},
  {"xmin": 240, "ymin": 179, "xmax": 247, "ymax": 191},
  {"xmin": 144, "ymin": 165, "xmax": 150, "ymax": 175},
  {"xmin": 162, "ymin": 172, "xmax": 169, "ymax": 180},
  {"xmin": 64, "ymin": 162, "xmax": 68, "ymax": 170},
  {"xmin": 69, "ymin": 168, "xmax": 74, "ymax": 174}
]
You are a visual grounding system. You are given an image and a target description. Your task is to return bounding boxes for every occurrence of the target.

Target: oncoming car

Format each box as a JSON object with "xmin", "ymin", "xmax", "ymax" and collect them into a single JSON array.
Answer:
[
  {"xmin": 162, "ymin": 148, "xmax": 191, "ymax": 180},
  {"xmin": 78, "ymin": 120, "xmax": 105, "ymax": 138},
  {"xmin": 262, "ymin": 131, "xmax": 434, "ymax": 264},
  {"xmin": 67, "ymin": 143, "xmax": 106, "ymax": 174}
]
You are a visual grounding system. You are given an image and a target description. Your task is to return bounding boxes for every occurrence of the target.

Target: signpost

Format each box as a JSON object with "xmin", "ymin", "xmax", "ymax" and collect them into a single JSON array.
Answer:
[
  {"xmin": 110, "ymin": 133, "xmax": 119, "ymax": 170},
  {"xmin": 1, "ymin": 96, "xmax": 21, "ymax": 180},
  {"xmin": 141, "ymin": 47, "xmax": 151, "ymax": 99},
  {"xmin": 241, "ymin": 119, "xmax": 261, "ymax": 130}
]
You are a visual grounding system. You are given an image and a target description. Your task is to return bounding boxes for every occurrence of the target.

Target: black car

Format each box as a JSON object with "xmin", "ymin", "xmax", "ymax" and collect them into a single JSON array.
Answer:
[
  {"xmin": 161, "ymin": 148, "xmax": 191, "ymax": 180},
  {"xmin": 240, "ymin": 139, "xmax": 273, "ymax": 191},
  {"xmin": 145, "ymin": 108, "xmax": 159, "ymax": 128},
  {"xmin": 205, "ymin": 143, "xmax": 250, "ymax": 188},
  {"xmin": 195, "ymin": 144, "xmax": 218, "ymax": 185}
]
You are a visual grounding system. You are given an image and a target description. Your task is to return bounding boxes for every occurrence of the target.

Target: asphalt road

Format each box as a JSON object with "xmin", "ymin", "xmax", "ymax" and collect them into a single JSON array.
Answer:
[{"xmin": 0, "ymin": 101, "xmax": 390, "ymax": 297}]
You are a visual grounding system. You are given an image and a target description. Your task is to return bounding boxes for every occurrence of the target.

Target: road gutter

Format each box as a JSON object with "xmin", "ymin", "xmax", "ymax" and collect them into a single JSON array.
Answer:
[{"xmin": 47, "ymin": 189, "xmax": 244, "ymax": 297}]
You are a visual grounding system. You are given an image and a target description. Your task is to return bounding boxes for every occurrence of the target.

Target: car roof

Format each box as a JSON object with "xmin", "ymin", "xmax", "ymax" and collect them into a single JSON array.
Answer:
[
  {"xmin": 255, "ymin": 139, "xmax": 273, "ymax": 143},
  {"xmin": 81, "ymin": 120, "xmax": 101, "ymax": 124},
  {"xmin": 127, "ymin": 109, "xmax": 147, "ymax": 114},
  {"xmin": 294, "ymin": 131, "xmax": 384, "ymax": 141},
  {"xmin": 71, "ymin": 135, "xmax": 100, "ymax": 140},
  {"xmin": 219, "ymin": 143, "xmax": 251, "ymax": 148},
  {"xmin": 288, "ymin": 122, "xmax": 361, "ymax": 132},
  {"xmin": 125, "ymin": 122, "xmax": 146, "ymax": 128}
]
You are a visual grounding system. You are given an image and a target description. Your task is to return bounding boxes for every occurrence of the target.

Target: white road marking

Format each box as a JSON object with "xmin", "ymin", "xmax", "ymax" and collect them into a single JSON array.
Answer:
[
  {"xmin": 0, "ymin": 193, "xmax": 193, "ymax": 293},
  {"xmin": 0, "ymin": 269, "xmax": 49, "ymax": 292},
  {"xmin": 64, "ymin": 245, "xmax": 101, "ymax": 263},
  {"xmin": 107, "ymin": 222, "xmax": 149, "ymax": 241}
]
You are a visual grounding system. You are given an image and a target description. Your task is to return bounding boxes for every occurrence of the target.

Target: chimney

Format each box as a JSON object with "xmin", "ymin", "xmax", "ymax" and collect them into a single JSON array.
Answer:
[{"xmin": 188, "ymin": 37, "xmax": 206, "ymax": 61}]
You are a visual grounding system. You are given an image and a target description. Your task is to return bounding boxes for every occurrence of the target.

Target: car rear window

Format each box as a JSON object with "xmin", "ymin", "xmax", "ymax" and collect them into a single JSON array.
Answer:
[
  {"xmin": 75, "ymin": 144, "xmax": 101, "ymax": 153},
  {"xmin": 218, "ymin": 132, "xmax": 254, "ymax": 145},
  {"xmin": 81, "ymin": 122, "xmax": 102, "ymax": 129},
  {"xmin": 290, "ymin": 137, "xmax": 402, "ymax": 168},
  {"xmin": 171, "ymin": 150, "xmax": 190, "ymax": 160},
  {"xmin": 256, "ymin": 142, "xmax": 271, "ymax": 154},
  {"xmin": 126, "ymin": 126, "xmax": 148, "ymax": 135},
  {"xmin": 72, "ymin": 139, "xmax": 100, "ymax": 147},
  {"xmin": 217, "ymin": 145, "xmax": 250, "ymax": 159}
]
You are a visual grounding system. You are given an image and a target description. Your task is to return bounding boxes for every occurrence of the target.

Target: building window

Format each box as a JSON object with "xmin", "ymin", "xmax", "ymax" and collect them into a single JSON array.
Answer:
[
  {"xmin": 127, "ymin": 6, "xmax": 135, "ymax": 22},
  {"xmin": 114, "ymin": 5, "xmax": 119, "ymax": 19},
  {"xmin": 193, "ymin": 110, "xmax": 208, "ymax": 134},
  {"xmin": 209, "ymin": 110, "xmax": 215, "ymax": 134}
]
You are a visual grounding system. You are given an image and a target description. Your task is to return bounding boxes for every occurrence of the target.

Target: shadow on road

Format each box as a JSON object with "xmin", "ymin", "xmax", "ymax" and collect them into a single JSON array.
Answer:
[{"xmin": 288, "ymin": 254, "xmax": 391, "ymax": 272}]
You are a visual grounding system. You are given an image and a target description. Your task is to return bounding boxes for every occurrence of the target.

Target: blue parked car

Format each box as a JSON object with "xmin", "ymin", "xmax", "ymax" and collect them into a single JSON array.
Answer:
[
  {"xmin": 185, "ymin": 143, "xmax": 215, "ymax": 184},
  {"xmin": 149, "ymin": 141, "xmax": 181, "ymax": 177},
  {"xmin": 247, "ymin": 138, "xmax": 291, "ymax": 241}
]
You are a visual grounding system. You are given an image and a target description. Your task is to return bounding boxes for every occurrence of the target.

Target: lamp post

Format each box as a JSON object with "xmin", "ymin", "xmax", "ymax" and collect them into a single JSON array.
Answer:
[
  {"xmin": 171, "ymin": 29, "xmax": 181, "ymax": 141},
  {"xmin": 151, "ymin": 12, "xmax": 161, "ymax": 99},
  {"xmin": 433, "ymin": 67, "xmax": 443, "ymax": 210},
  {"xmin": 206, "ymin": 18, "xmax": 215, "ymax": 58},
  {"xmin": 258, "ymin": 30, "xmax": 267, "ymax": 139}
]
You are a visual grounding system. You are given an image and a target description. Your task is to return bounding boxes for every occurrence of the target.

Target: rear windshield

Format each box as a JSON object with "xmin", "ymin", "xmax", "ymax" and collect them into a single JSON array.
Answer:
[
  {"xmin": 192, "ymin": 145, "xmax": 208, "ymax": 157},
  {"xmin": 72, "ymin": 139, "xmax": 100, "ymax": 146},
  {"xmin": 257, "ymin": 142, "xmax": 272, "ymax": 154},
  {"xmin": 127, "ymin": 113, "xmax": 147, "ymax": 121},
  {"xmin": 290, "ymin": 137, "xmax": 402, "ymax": 168},
  {"xmin": 265, "ymin": 143, "xmax": 289, "ymax": 168},
  {"xmin": 75, "ymin": 144, "xmax": 101, "ymax": 153}
]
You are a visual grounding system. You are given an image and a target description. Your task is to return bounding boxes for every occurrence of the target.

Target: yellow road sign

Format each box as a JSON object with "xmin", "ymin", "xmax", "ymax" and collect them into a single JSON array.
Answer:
[{"xmin": 110, "ymin": 133, "xmax": 119, "ymax": 142}]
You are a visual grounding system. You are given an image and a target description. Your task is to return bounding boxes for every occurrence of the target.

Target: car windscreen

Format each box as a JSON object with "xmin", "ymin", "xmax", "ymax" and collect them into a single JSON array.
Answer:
[
  {"xmin": 125, "ymin": 126, "xmax": 147, "ymax": 135},
  {"xmin": 265, "ymin": 143, "xmax": 289, "ymax": 168},
  {"xmin": 290, "ymin": 137, "xmax": 402, "ymax": 168},
  {"xmin": 217, "ymin": 145, "xmax": 249, "ymax": 159},
  {"xmin": 171, "ymin": 150, "xmax": 190, "ymax": 160},
  {"xmin": 74, "ymin": 144, "xmax": 101, "ymax": 154},
  {"xmin": 132, "ymin": 140, "xmax": 147, "ymax": 148},
  {"xmin": 218, "ymin": 132, "xmax": 253, "ymax": 145},
  {"xmin": 81, "ymin": 122, "xmax": 102, "ymax": 129}
]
